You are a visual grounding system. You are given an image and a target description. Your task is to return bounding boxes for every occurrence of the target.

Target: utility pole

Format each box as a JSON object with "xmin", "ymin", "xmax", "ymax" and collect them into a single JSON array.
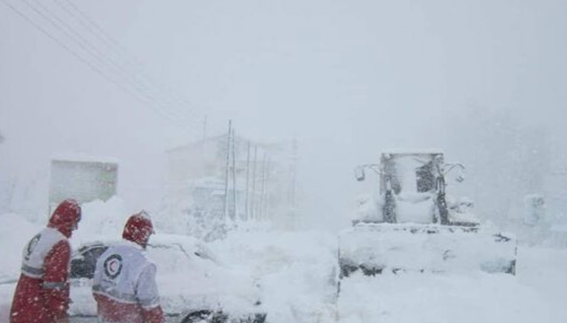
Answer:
[
  {"xmin": 231, "ymin": 127, "xmax": 237, "ymax": 220},
  {"xmin": 264, "ymin": 157, "xmax": 271, "ymax": 220},
  {"xmin": 251, "ymin": 145, "xmax": 258, "ymax": 220},
  {"xmin": 259, "ymin": 152, "xmax": 267, "ymax": 220},
  {"xmin": 289, "ymin": 139, "xmax": 298, "ymax": 229},
  {"xmin": 291, "ymin": 140, "xmax": 298, "ymax": 211},
  {"xmin": 245, "ymin": 141, "xmax": 251, "ymax": 220},
  {"xmin": 223, "ymin": 120, "xmax": 232, "ymax": 221}
]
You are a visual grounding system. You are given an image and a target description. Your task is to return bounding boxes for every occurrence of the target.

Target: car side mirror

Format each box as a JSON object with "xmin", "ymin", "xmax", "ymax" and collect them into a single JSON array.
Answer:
[
  {"xmin": 445, "ymin": 163, "xmax": 466, "ymax": 184},
  {"xmin": 354, "ymin": 166, "xmax": 365, "ymax": 181}
]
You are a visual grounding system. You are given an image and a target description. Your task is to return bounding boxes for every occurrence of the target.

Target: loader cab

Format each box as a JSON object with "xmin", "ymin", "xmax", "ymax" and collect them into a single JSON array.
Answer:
[
  {"xmin": 379, "ymin": 152, "xmax": 444, "ymax": 196},
  {"xmin": 353, "ymin": 151, "xmax": 473, "ymax": 226},
  {"xmin": 378, "ymin": 152, "xmax": 447, "ymax": 224}
]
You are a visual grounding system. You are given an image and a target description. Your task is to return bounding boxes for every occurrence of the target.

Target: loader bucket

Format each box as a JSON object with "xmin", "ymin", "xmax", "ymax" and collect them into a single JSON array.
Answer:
[{"xmin": 338, "ymin": 223, "xmax": 516, "ymax": 278}]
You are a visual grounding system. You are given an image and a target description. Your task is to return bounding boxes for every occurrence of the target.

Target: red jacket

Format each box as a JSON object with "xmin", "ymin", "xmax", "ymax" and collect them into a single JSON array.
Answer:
[
  {"xmin": 10, "ymin": 230, "xmax": 71, "ymax": 323},
  {"xmin": 93, "ymin": 294, "xmax": 165, "ymax": 323},
  {"xmin": 10, "ymin": 199, "xmax": 80, "ymax": 323}
]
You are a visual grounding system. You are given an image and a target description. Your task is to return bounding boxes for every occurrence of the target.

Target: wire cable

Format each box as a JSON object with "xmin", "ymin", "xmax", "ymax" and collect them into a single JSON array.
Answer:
[
  {"xmin": 1, "ymin": 0, "xmax": 202, "ymax": 134},
  {"xmin": 51, "ymin": 0, "xmax": 204, "ymax": 123},
  {"xmin": 25, "ymin": 0, "xmax": 198, "ymax": 126}
]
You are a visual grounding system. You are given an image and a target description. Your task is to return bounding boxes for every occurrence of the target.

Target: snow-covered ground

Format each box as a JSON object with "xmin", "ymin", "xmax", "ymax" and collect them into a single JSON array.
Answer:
[
  {"xmin": 339, "ymin": 249, "xmax": 567, "ymax": 323},
  {"xmin": 1, "ymin": 199, "xmax": 567, "ymax": 323}
]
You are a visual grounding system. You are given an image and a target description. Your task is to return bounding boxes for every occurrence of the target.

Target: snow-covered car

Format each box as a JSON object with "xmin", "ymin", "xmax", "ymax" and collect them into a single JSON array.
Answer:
[{"xmin": 69, "ymin": 234, "xmax": 266, "ymax": 323}]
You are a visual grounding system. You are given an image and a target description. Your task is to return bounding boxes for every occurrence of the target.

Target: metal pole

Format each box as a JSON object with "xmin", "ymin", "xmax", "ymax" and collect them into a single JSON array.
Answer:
[
  {"xmin": 223, "ymin": 120, "xmax": 232, "ymax": 220},
  {"xmin": 245, "ymin": 141, "xmax": 251, "ymax": 220},
  {"xmin": 264, "ymin": 157, "xmax": 271, "ymax": 219},
  {"xmin": 251, "ymin": 145, "xmax": 258, "ymax": 220},
  {"xmin": 231, "ymin": 127, "xmax": 237, "ymax": 220},
  {"xmin": 259, "ymin": 152, "xmax": 267, "ymax": 220},
  {"xmin": 291, "ymin": 140, "xmax": 298, "ymax": 215}
]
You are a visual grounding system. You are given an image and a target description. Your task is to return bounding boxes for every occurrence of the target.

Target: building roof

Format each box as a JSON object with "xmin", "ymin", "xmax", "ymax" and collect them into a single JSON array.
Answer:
[
  {"xmin": 167, "ymin": 133, "xmax": 290, "ymax": 154},
  {"xmin": 51, "ymin": 153, "xmax": 120, "ymax": 164}
]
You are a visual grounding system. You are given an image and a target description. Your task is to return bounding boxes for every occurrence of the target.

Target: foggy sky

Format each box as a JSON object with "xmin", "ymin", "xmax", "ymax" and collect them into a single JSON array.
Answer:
[{"xmin": 1, "ymin": 0, "xmax": 566, "ymax": 229}]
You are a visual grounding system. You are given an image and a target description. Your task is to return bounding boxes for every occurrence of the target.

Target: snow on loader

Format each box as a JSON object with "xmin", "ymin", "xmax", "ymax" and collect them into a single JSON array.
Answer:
[{"xmin": 338, "ymin": 151, "xmax": 517, "ymax": 278}]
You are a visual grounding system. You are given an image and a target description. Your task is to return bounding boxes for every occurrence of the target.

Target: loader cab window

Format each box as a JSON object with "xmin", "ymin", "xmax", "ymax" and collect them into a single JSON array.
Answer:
[{"xmin": 416, "ymin": 162, "xmax": 435, "ymax": 193}]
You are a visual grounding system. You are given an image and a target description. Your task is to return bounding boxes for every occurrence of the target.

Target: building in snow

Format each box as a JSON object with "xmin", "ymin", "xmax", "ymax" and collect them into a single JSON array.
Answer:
[
  {"xmin": 165, "ymin": 134, "xmax": 298, "ymax": 235},
  {"xmin": 48, "ymin": 154, "xmax": 119, "ymax": 215}
]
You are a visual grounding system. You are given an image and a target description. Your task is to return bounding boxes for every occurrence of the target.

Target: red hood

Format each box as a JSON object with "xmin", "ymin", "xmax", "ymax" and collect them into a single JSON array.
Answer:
[
  {"xmin": 48, "ymin": 199, "xmax": 81, "ymax": 238},
  {"xmin": 122, "ymin": 211, "xmax": 154, "ymax": 248}
]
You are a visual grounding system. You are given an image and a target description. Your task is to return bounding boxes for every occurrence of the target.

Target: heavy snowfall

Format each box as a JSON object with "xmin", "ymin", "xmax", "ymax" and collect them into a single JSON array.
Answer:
[{"xmin": 1, "ymin": 0, "xmax": 567, "ymax": 323}]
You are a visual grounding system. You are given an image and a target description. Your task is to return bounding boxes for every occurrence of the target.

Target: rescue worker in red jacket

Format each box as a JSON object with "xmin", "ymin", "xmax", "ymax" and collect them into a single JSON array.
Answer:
[
  {"xmin": 10, "ymin": 199, "xmax": 82, "ymax": 323},
  {"xmin": 92, "ymin": 211, "xmax": 165, "ymax": 323}
]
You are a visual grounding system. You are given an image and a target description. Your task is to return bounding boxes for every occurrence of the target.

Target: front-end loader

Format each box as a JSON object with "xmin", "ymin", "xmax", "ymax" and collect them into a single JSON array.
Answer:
[{"xmin": 338, "ymin": 151, "xmax": 517, "ymax": 279}]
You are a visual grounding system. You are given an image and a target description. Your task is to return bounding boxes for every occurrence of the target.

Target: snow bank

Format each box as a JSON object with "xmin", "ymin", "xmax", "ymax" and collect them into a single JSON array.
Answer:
[
  {"xmin": 339, "ymin": 244, "xmax": 567, "ymax": 323},
  {"xmin": 339, "ymin": 271, "xmax": 557, "ymax": 323},
  {"xmin": 71, "ymin": 196, "xmax": 130, "ymax": 248},
  {"xmin": 208, "ymin": 230, "xmax": 340, "ymax": 323}
]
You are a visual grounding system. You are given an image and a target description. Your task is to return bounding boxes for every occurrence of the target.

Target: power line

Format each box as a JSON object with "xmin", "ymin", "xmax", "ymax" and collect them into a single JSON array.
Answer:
[
  {"xmin": 9, "ymin": 0, "xmax": 193, "ymax": 127},
  {"xmin": 50, "ymin": 0, "xmax": 203, "ymax": 123},
  {"xmin": 0, "ymin": 0, "xmax": 115, "ymax": 89},
  {"xmin": 55, "ymin": 0, "xmax": 143, "ymax": 66},
  {"xmin": 28, "ymin": 0, "xmax": 200, "ymax": 126},
  {"xmin": 1, "ymin": 0, "xmax": 203, "ymax": 134}
]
